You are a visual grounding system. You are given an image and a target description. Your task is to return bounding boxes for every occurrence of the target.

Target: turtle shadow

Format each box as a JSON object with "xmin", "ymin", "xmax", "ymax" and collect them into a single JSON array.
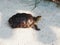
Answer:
[{"xmin": 36, "ymin": 27, "xmax": 57, "ymax": 44}]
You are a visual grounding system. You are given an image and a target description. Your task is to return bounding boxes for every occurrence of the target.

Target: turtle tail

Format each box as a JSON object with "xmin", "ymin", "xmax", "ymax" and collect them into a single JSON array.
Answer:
[{"xmin": 33, "ymin": 16, "xmax": 41, "ymax": 22}]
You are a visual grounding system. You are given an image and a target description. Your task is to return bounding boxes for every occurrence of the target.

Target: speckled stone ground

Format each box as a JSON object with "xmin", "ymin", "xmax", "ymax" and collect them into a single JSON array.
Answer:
[{"xmin": 0, "ymin": 0, "xmax": 60, "ymax": 45}]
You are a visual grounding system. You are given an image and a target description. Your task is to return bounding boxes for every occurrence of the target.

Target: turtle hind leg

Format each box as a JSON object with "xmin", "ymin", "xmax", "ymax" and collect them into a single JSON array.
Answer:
[{"xmin": 32, "ymin": 24, "xmax": 40, "ymax": 31}]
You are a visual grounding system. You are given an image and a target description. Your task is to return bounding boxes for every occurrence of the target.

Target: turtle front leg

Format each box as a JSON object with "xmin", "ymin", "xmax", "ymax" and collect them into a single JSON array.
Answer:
[{"xmin": 32, "ymin": 24, "xmax": 40, "ymax": 31}]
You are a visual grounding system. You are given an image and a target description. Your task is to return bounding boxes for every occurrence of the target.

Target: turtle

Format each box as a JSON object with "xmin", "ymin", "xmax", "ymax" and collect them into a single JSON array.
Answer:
[
  {"xmin": 8, "ymin": 13, "xmax": 41, "ymax": 31},
  {"xmin": 47, "ymin": 0, "xmax": 60, "ymax": 4},
  {"xmin": 45, "ymin": 0, "xmax": 60, "ymax": 7},
  {"xmin": 51, "ymin": 0, "xmax": 60, "ymax": 6},
  {"xmin": 52, "ymin": 0, "xmax": 60, "ymax": 3},
  {"xmin": 45, "ymin": 0, "xmax": 60, "ymax": 3}
]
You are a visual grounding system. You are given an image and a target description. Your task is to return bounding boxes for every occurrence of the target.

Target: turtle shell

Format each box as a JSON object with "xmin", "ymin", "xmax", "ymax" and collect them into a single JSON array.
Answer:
[{"xmin": 8, "ymin": 13, "xmax": 35, "ymax": 28}]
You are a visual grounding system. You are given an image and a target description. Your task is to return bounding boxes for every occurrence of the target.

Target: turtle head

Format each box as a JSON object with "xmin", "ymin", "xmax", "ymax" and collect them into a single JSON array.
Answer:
[{"xmin": 33, "ymin": 16, "xmax": 41, "ymax": 22}]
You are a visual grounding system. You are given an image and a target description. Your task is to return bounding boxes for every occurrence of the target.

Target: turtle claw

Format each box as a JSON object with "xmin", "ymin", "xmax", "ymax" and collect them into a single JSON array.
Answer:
[
  {"xmin": 33, "ymin": 24, "xmax": 40, "ymax": 31},
  {"xmin": 36, "ymin": 28, "xmax": 40, "ymax": 31}
]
